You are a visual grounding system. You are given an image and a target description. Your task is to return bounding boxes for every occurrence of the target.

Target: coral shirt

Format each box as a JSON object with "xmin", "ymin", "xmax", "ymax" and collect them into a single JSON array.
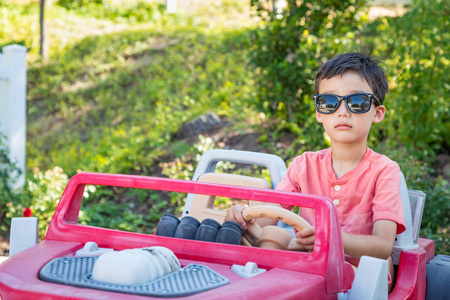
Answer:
[{"xmin": 276, "ymin": 147, "xmax": 406, "ymax": 235}]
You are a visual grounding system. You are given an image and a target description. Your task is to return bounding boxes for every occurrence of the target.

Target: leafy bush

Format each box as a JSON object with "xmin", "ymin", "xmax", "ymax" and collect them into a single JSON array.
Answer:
[
  {"xmin": 0, "ymin": 136, "xmax": 23, "ymax": 232},
  {"xmin": 368, "ymin": 0, "xmax": 449, "ymax": 159},
  {"xmin": 57, "ymin": 0, "xmax": 104, "ymax": 10},
  {"xmin": 20, "ymin": 167, "xmax": 70, "ymax": 237},
  {"xmin": 78, "ymin": 185, "xmax": 170, "ymax": 234},
  {"xmin": 5, "ymin": 166, "xmax": 170, "ymax": 238},
  {"xmin": 56, "ymin": 0, "xmax": 165, "ymax": 24},
  {"xmin": 420, "ymin": 179, "xmax": 449, "ymax": 254},
  {"xmin": 248, "ymin": 0, "xmax": 368, "ymax": 124},
  {"xmin": 4, "ymin": 167, "xmax": 73, "ymax": 238}
]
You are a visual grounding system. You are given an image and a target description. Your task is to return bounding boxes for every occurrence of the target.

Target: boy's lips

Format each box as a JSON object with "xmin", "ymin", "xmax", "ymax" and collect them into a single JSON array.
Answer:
[{"xmin": 335, "ymin": 123, "xmax": 352, "ymax": 129}]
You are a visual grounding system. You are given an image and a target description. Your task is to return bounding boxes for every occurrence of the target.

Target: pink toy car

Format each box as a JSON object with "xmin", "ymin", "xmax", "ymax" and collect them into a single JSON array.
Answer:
[{"xmin": 0, "ymin": 150, "xmax": 445, "ymax": 299}]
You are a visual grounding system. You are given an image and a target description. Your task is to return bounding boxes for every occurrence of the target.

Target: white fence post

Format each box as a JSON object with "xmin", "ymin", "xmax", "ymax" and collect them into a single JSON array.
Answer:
[{"xmin": 0, "ymin": 44, "xmax": 27, "ymax": 190}]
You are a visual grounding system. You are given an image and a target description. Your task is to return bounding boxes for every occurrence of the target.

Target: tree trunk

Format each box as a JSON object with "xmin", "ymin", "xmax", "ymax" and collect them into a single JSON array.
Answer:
[{"xmin": 39, "ymin": 0, "xmax": 48, "ymax": 61}]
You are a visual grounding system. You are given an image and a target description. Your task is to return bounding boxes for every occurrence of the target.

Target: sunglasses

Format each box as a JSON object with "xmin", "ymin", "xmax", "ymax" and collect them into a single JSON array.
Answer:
[{"xmin": 314, "ymin": 93, "xmax": 382, "ymax": 114}]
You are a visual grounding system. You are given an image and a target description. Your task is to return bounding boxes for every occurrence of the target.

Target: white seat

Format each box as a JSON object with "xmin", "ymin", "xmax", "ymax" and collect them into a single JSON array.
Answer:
[
  {"xmin": 182, "ymin": 149, "xmax": 287, "ymax": 218},
  {"xmin": 392, "ymin": 172, "xmax": 426, "ymax": 264}
]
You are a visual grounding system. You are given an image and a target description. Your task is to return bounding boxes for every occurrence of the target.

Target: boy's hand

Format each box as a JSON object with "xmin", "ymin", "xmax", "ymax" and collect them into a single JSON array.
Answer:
[
  {"xmin": 225, "ymin": 204, "xmax": 255, "ymax": 231},
  {"xmin": 295, "ymin": 226, "xmax": 315, "ymax": 252}
]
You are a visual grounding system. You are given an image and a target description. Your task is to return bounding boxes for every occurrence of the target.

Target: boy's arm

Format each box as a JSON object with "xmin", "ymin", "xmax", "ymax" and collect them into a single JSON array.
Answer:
[{"xmin": 342, "ymin": 219, "xmax": 397, "ymax": 260}]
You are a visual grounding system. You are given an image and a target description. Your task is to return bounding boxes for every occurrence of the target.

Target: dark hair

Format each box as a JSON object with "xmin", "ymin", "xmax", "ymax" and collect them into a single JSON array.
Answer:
[{"xmin": 315, "ymin": 52, "xmax": 388, "ymax": 103}]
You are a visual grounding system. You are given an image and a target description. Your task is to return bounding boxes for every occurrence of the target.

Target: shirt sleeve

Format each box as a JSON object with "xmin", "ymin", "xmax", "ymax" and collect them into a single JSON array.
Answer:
[{"xmin": 372, "ymin": 161, "xmax": 406, "ymax": 234}]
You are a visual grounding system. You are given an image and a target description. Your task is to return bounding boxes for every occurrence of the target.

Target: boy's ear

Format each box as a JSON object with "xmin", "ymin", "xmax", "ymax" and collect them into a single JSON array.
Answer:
[
  {"xmin": 316, "ymin": 111, "xmax": 323, "ymax": 123},
  {"xmin": 372, "ymin": 105, "xmax": 386, "ymax": 124}
]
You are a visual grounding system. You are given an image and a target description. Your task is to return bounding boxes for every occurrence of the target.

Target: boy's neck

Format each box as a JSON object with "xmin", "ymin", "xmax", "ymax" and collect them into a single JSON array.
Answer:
[{"xmin": 330, "ymin": 143, "xmax": 367, "ymax": 179}]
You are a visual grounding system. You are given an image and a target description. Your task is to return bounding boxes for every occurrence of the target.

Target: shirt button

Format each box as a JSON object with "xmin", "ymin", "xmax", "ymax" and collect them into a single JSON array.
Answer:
[
  {"xmin": 334, "ymin": 185, "xmax": 341, "ymax": 191},
  {"xmin": 333, "ymin": 199, "xmax": 340, "ymax": 205}
]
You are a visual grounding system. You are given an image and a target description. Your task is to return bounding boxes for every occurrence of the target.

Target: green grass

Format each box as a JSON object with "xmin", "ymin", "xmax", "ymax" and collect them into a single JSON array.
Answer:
[{"xmin": 20, "ymin": 2, "xmax": 257, "ymax": 176}]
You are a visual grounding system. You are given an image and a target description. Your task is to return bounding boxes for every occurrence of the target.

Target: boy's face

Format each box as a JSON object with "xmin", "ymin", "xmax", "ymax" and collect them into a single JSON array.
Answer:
[{"xmin": 315, "ymin": 72, "xmax": 386, "ymax": 146}]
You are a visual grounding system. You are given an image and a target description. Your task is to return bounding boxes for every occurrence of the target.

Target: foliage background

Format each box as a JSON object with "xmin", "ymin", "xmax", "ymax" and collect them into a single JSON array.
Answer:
[{"xmin": 0, "ymin": 0, "xmax": 448, "ymax": 254}]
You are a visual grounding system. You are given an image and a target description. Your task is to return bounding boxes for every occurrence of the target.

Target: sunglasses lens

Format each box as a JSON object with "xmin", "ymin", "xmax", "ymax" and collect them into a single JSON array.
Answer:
[
  {"xmin": 347, "ymin": 95, "xmax": 371, "ymax": 113},
  {"xmin": 316, "ymin": 95, "xmax": 339, "ymax": 113}
]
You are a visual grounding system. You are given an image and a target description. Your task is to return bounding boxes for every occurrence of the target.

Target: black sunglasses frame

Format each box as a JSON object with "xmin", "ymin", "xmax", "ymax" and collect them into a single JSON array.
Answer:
[{"xmin": 314, "ymin": 93, "xmax": 382, "ymax": 114}]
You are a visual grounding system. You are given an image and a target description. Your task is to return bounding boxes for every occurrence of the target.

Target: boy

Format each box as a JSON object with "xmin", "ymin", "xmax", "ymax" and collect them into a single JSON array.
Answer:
[{"xmin": 226, "ymin": 52, "xmax": 405, "ymax": 289}]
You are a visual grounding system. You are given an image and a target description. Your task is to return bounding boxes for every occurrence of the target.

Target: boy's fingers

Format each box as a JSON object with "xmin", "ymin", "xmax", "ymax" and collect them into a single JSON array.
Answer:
[
  {"xmin": 296, "ymin": 226, "xmax": 315, "ymax": 238},
  {"xmin": 296, "ymin": 226, "xmax": 315, "ymax": 252},
  {"xmin": 296, "ymin": 237, "xmax": 315, "ymax": 252},
  {"xmin": 296, "ymin": 235, "xmax": 315, "ymax": 245},
  {"xmin": 228, "ymin": 205, "xmax": 247, "ymax": 229},
  {"xmin": 225, "ymin": 205, "xmax": 255, "ymax": 231}
]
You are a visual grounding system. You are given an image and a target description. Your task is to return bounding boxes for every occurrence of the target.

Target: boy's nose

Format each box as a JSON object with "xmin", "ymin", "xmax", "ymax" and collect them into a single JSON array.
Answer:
[{"xmin": 336, "ymin": 100, "xmax": 351, "ymax": 117}]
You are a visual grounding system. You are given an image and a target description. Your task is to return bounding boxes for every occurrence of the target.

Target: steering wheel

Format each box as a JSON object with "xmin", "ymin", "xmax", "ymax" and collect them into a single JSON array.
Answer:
[{"xmin": 241, "ymin": 205, "xmax": 312, "ymax": 251}]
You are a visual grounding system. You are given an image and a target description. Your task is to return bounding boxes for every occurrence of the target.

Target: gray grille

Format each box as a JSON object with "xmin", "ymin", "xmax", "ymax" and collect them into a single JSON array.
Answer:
[{"xmin": 40, "ymin": 256, "xmax": 229, "ymax": 297}]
